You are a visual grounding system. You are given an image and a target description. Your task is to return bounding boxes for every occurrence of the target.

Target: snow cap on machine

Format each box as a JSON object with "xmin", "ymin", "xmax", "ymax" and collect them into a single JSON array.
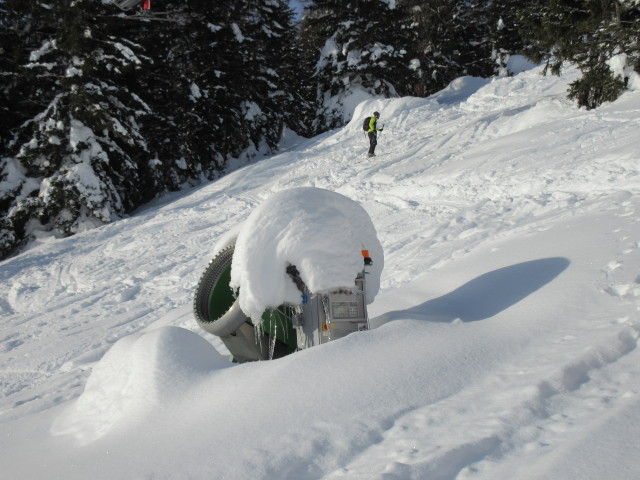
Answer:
[{"xmin": 230, "ymin": 187, "xmax": 384, "ymax": 323}]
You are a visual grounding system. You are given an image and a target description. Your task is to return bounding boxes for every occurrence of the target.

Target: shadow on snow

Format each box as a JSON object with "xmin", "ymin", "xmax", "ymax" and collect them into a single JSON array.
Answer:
[{"xmin": 379, "ymin": 257, "xmax": 570, "ymax": 324}]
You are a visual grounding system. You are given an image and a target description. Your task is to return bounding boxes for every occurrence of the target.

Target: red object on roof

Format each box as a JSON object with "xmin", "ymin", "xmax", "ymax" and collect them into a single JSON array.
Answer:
[{"xmin": 143, "ymin": 0, "xmax": 151, "ymax": 9}]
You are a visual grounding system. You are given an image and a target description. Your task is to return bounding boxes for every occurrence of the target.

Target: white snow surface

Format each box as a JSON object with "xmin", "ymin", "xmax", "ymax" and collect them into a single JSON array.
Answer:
[
  {"xmin": 1, "ymin": 64, "xmax": 640, "ymax": 480},
  {"xmin": 230, "ymin": 187, "xmax": 384, "ymax": 322}
]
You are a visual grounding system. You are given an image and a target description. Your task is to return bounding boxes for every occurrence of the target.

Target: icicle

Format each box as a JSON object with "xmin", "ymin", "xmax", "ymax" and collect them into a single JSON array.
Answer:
[
  {"xmin": 268, "ymin": 320, "xmax": 277, "ymax": 360},
  {"xmin": 253, "ymin": 321, "xmax": 264, "ymax": 355}
]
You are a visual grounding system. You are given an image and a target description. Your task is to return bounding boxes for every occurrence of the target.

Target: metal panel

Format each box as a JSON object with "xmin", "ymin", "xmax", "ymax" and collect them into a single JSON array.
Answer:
[
  {"xmin": 295, "ymin": 271, "xmax": 369, "ymax": 348},
  {"xmin": 220, "ymin": 322, "xmax": 269, "ymax": 363}
]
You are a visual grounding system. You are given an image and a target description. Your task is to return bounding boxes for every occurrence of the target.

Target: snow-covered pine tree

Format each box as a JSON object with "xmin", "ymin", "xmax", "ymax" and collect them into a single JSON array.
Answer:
[
  {"xmin": 249, "ymin": 0, "xmax": 313, "ymax": 138},
  {"xmin": 300, "ymin": 0, "xmax": 415, "ymax": 132},
  {"xmin": 135, "ymin": 0, "xmax": 305, "ymax": 184},
  {"xmin": 0, "ymin": 0, "xmax": 154, "ymax": 258},
  {"xmin": 0, "ymin": 0, "xmax": 75, "ymax": 157},
  {"xmin": 485, "ymin": 0, "xmax": 525, "ymax": 76},
  {"xmin": 518, "ymin": 0, "xmax": 639, "ymax": 109},
  {"xmin": 1, "ymin": 0, "xmax": 310, "ymax": 259},
  {"xmin": 126, "ymin": 0, "xmax": 235, "ymax": 186},
  {"xmin": 0, "ymin": 0, "xmax": 28, "ymax": 159},
  {"xmin": 231, "ymin": 0, "xmax": 308, "ymax": 151},
  {"xmin": 401, "ymin": 0, "xmax": 496, "ymax": 97},
  {"xmin": 0, "ymin": 0, "xmax": 50, "ymax": 254}
]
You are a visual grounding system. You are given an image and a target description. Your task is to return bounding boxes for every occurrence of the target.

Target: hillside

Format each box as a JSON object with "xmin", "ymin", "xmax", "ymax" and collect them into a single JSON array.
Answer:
[{"xmin": 1, "ymin": 64, "xmax": 639, "ymax": 479}]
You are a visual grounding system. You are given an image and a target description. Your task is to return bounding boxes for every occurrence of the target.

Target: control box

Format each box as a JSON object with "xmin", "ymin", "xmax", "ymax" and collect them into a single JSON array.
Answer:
[{"xmin": 295, "ymin": 272, "xmax": 369, "ymax": 349}]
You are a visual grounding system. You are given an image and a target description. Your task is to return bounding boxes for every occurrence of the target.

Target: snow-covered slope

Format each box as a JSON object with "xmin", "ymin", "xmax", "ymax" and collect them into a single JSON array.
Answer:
[{"xmin": 1, "ymin": 64, "xmax": 640, "ymax": 479}]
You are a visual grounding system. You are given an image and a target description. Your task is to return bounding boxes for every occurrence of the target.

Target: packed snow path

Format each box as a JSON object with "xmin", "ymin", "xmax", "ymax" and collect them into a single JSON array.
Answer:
[{"xmin": 1, "ymin": 65, "xmax": 639, "ymax": 479}]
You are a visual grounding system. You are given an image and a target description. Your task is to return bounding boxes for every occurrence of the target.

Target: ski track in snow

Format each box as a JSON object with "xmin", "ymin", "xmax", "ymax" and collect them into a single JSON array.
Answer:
[{"xmin": 1, "ymin": 65, "xmax": 640, "ymax": 479}]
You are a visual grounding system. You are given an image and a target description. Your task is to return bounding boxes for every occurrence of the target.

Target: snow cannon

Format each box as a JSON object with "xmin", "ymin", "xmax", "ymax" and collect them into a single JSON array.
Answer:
[{"xmin": 193, "ymin": 187, "xmax": 384, "ymax": 363}]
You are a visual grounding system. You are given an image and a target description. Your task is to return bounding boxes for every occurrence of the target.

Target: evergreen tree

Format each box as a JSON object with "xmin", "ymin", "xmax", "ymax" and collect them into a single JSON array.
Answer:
[
  {"xmin": 135, "ymin": 0, "xmax": 306, "ymax": 186},
  {"xmin": 0, "ymin": 0, "xmax": 308, "ymax": 259},
  {"xmin": 300, "ymin": 0, "xmax": 415, "ymax": 132},
  {"xmin": 0, "ymin": 0, "xmax": 54, "ymax": 157},
  {"xmin": 401, "ymin": 0, "xmax": 497, "ymax": 97},
  {"xmin": 0, "ymin": 0, "xmax": 153, "ymax": 258},
  {"xmin": 485, "ymin": 0, "xmax": 526, "ymax": 76},
  {"xmin": 251, "ymin": 0, "xmax": 313, "ymax": 137},
  {"xmin": 131, "ymin": 0, "xmax": 243, "ymax": 187},
  {"xmin": 519, "ymin": 0, "xmax": 639, "ymax": 109},
  {"xmin": 231, "ymin": 0, "xmax": 308, "ymax": 149}
]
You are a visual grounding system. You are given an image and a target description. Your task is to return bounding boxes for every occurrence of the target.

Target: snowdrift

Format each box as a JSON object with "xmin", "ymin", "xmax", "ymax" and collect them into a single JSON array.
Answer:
[{"xmin": 51, "ymin": 326, "xmax": 230, "ymax": 445}]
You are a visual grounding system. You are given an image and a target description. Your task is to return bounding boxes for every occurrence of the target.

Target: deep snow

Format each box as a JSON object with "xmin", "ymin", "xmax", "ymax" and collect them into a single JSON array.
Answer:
[{"xmin": 1, "ymin": 63, "xmax": 640, "ymax": 480}]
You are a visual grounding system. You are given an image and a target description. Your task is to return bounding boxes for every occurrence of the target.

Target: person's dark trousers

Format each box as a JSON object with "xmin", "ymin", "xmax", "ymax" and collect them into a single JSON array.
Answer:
[{"xmin": 368, "ymin": 131, "xmax": 377, "ymax": 156}]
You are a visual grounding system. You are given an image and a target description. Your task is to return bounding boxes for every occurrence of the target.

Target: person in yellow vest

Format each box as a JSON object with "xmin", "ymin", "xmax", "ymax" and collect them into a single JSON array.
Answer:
[{"xmin": 367, "ymin": 111, "xmax": 383, "ymax": 157}]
